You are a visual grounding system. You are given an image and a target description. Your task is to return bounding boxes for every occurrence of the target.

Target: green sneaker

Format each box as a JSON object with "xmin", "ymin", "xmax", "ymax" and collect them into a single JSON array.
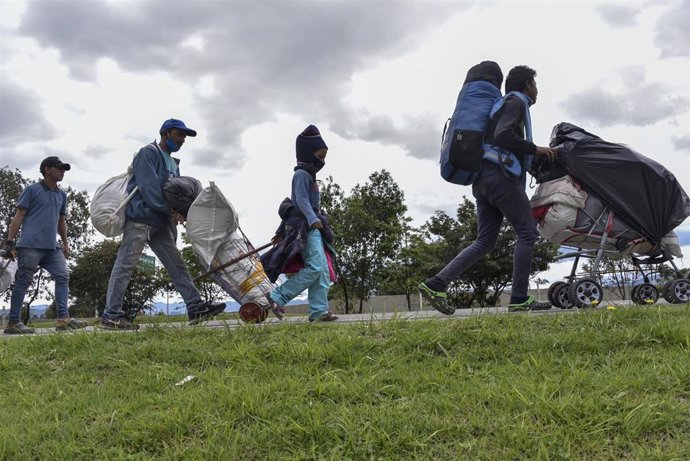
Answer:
[
  {"xmin": 508, "ymin": 295, "xmax": 552, "ymax": 312},
  {"xmin": 418, "ymin": 282, "xmax": 455, "ymax": 315}
]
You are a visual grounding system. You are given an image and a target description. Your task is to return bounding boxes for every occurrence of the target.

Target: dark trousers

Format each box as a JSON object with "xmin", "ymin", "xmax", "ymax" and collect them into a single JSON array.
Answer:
[{"xmin": 432, "ymin": 161, "xmax": 539, "ymax": 300}]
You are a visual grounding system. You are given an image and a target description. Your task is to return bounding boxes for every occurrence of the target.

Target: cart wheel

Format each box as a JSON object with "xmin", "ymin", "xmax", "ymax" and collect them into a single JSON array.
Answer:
[
  {"xmin": 662, "ymin": 281, "xmax": 674, "ymax": 303},
  {"xmin": 555, "ymin": 283, "xmax": 573, "ymax": 309},
  {"xmin": 635, "ymin": 283, "xmax": 658, "ymax": 306},
  {"xmin": 568, "ymin": 278, "xmax": 603, "ymax": 309},
  {"xmin": 239, "ymin": 302, "xmax": 268, "ymax": 324},
  {"xmin": 548, "ymin": 282, "xmax": 565, "ymax": 306},
  {"xmin": 667, "ymin": 278, "xmax": 690, "ymax": 304}
]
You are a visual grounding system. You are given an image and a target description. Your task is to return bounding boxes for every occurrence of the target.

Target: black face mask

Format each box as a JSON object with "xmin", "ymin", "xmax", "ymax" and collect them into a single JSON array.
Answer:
[{"xmin": 311, "ymin": 156, "xmax": 325, "ymax": 173}]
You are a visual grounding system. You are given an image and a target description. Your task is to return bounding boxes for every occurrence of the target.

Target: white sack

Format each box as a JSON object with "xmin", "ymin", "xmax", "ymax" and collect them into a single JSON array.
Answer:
[
  {"xmin": 531, "ymin": 175, "xmax": 588, "ymax": 242},
  {"xmin": 530, "ymin": 175, "xmax": 587, "ymax": 209},
  {"xmin": 208, "ymin": 232, "xmax": 274, "ymax": 308},
  {"xmin": 186, "ymin": 182, "xmax": 239, "ymax": 266},
  {"xmin": 90, "ymin": 168, "xmax": 137, "ymax": 238},
  {"xmin": 186, "ymin": 183, "xmax": 270, "ymax": 308},
  {"xmin": 0, "ymin": 258, "xmax": 18, "ymax": 293}
]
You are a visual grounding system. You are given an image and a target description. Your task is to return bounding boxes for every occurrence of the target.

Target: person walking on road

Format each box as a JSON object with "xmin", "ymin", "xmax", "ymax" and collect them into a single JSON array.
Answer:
[
  {"xmin": 4, "ymin": 156, "xmax": 88, "ymax": 334},
  {"xmin": 264, "ymin": 125, "xmax": 338, "ymax": 322},
  {"xmin": 101, "ymin": 119, "xmax": 226, "ymax": 330},
  {"xmin": 419, "ymin": 65, "xmax": 557, "ymax": 315}
]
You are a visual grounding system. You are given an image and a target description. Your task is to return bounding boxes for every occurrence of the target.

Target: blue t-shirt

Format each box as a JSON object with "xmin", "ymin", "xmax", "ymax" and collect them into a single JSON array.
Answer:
[{"xmin": 15, "ymin": 181, "xmax": 67, "ymax": 250}]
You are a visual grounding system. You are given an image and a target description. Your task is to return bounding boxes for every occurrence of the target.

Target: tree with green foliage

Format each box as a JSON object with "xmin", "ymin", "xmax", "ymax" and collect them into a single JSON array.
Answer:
[
  {"xmin": 319, "ymin": 176, "xmax": 350, "ymax": 309},
  {"xmin": 423, "ymin": 197, "xmax": 557, "ymax": 308},
  {"xmin": 378, "ymin": 230, "xmax": 437, "ymax": 310},
  {"xmin": 321, "ymin": 170, "xmax": 409, "ymax": 313},
  {"xmin": 69, "ymin": 239, "xmax": 167, "ymax": 318},
  {"xmin": 0, "ymin": 167, "xmax": 29, "ymax": 235}
]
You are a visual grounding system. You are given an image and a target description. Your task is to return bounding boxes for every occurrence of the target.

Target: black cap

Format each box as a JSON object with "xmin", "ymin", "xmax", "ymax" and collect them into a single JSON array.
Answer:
[{"xmin": 40, "ymin": 156, "xmax": 71, "ymax": 175}]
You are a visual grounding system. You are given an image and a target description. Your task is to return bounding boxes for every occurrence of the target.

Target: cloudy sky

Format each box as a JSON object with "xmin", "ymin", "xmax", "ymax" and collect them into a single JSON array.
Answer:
[{"xmin": 1, "ymin": 0, "xmax": 689, "ymax": 292}]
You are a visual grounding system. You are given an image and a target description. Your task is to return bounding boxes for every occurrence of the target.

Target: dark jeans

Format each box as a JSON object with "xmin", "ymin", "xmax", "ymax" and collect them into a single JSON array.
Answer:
[{"xmin": 433, "ymin": 161, "xmax": 539, "ymax": 300}]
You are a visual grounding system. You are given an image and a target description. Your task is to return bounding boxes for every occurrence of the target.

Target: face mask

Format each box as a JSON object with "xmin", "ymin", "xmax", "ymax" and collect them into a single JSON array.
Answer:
[
  {"xmin": 165, "ymin": 138, "xmax": 181, "ymax": 153},
  {"xmin": 311, "ymin": 157, "xmax": 325, "ymax": 173}
]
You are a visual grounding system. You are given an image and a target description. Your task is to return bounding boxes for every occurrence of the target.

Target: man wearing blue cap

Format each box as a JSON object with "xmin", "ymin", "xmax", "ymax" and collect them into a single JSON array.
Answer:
[{"xmin": 101, "ymin": 119, "xmax": 226, "ymax": 330}]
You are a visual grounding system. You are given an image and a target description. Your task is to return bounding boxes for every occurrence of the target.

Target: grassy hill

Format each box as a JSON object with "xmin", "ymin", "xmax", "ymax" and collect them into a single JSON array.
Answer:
[{"xmin": 1, "ymin": 305, "xmax": 689, "ymax": 460}]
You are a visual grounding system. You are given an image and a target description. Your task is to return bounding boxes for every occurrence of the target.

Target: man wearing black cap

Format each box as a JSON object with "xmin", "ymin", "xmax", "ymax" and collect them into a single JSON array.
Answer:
[
  {"xmin": 3, "ymin": 156, "xmax": 88, "ymax": 334},
  {"xmin": 101, "ymin": 119, "xmax": 226, "ymax": 330}
]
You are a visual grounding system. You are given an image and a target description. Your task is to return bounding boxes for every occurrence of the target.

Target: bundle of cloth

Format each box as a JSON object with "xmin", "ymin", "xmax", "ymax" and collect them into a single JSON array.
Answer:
[{"xmin": 530, "ymin": 174, "xmax": 683, "ymax": 258}]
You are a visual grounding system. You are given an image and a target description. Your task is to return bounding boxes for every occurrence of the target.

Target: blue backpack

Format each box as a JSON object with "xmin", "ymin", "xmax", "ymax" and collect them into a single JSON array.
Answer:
[{"xmin": 440, "ymin": 61, "xmax": 503, "ymax": 185}]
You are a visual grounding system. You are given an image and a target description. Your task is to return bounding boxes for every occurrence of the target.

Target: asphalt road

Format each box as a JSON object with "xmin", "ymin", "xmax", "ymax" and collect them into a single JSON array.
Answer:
[{"xmin": 1, "ymin": 300, "xmax": 636, "ymax": 338}]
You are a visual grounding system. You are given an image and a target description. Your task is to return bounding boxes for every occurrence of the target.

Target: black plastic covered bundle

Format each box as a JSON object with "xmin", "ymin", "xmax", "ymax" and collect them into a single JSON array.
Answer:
[
  {"xmin": 163, "ymin": 176, "xmax": 203, "ymax": 218},
  {"xmin": 530, "ymin": 122, "xmax": 690, "ymax": 246}
]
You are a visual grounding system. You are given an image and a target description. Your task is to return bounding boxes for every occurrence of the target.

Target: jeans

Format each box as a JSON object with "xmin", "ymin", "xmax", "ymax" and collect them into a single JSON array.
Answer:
[
  {"xmin": 105, "ymin": 220, "xmax": 202, "ymax": 316},
  {"xmin": 434, "ymin": 161, "xmax": 539, "ymax": 300},
  {"xmin": 270, "ymin": 229, "xmax": 330, "ymax": 320},
  {"xmin": 9, "ymin": 248, "xmax": 69, "ymax": 323}
]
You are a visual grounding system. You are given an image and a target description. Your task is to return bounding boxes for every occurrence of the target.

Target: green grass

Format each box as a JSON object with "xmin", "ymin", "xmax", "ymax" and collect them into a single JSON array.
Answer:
[{"xmin": 1, "ymin": 305, "xmax": 689, "ymax": 460}]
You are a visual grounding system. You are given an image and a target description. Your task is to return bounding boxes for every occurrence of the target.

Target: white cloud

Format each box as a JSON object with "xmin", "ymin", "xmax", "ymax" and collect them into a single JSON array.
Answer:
[{"xmin": 0, "ymin": 0, "xmax": 687, "ymax": 287}]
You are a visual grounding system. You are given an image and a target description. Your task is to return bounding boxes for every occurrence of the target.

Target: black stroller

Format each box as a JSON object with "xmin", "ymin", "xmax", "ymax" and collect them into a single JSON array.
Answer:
[{"xmin": 529, "ymin": 123, "xmax": 690, "ymax": 309}]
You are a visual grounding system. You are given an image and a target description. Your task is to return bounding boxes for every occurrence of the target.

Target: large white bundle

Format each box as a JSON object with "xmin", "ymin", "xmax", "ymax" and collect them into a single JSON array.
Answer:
[
  {"xmin": 530, "ymin": 175, "xmax": 587, "ymax": 241},
  {"xmin": 186, "ymin": 183, "xmax": 271, "ymax": 308},
  {"xmin": 186, "ymin": 182, "xmax": 239, "ymax": 265},
  {"xmin": 0, "ymin": 258, "xmax": 18, "ymax": 293},
  {"xmin": 90, "ymin": 168, "xmax": 138, "ymax": 238}
]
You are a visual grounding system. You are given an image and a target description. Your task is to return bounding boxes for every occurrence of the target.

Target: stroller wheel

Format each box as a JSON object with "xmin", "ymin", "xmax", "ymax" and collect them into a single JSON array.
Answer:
[
  {"xmin": 667, "ymin": 279, "xmax": 690, "ymax": 304},
  {"xmin": 631, "ymin": 285, "xmax": 641, "ymax": 305},
  {"xmin": 569, "ymin": 278, "xmax": 603, "ymax": 309},
  {"xmin": 555, "ymin": 283, "xmax": 573, "ymax": 309},
  {"xmin": 635, "ymin": 283, "xmax": 658, "ymax": 306},
  {"xmin": 548, "ymin": 282, "xmax": 565, "ymax": 306}
]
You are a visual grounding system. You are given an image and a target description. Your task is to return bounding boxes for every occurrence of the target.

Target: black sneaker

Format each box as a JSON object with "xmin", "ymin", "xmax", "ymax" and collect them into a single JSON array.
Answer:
[
  {"xmin": 100, "ymin": 313, "xmax": 140, "ymax": 330},
  {"xmin": 188, "ymin": 301, "xmax": 226, "ymax": 325},
  {"xmin": 4, "ymin": 322, "xmax": 35, "ymax": 335},
  {"xmin": 508, "ymin": 295, "xmax": 552, "ymax": 312},
  {"xmin": 56, "ymin": 318, "xmax": 89, "ymax": 331}
]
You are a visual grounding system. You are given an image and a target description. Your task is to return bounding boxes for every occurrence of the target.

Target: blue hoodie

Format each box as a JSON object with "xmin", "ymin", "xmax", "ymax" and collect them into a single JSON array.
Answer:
[{"xmin": 125, "ymin": 142, "xmax": 178, "ymax": 228}]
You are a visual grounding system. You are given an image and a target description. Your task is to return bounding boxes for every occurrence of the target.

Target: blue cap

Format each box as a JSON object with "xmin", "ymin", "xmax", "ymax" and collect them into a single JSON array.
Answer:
[{"xmin": 159, "ymin": 119, "xmax": 197, "ymax": 137}]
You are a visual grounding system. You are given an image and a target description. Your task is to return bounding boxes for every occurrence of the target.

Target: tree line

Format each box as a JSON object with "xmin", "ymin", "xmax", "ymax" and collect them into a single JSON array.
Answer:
[{"xmin": 1, "ymin": 165, "xmax": 561, "ymax": 319}]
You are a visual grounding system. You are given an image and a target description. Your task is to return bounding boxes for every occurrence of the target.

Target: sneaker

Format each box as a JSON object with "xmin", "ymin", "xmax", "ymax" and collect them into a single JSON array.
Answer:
[
  {"xmin": 56, "ymin": 318, "xmax": 89, "ymax": 331},
  {"xmin": 188, "ymin": 301, "xmax": 226, "ymax": 325},
  {"xmin": 508, "ymin": 295, "xmax": 552, "ymax": 312},
  {"xmin": 309, "ymin": 311, "xmax": 338, "ymax": 322},
  {"xmin": 4, "ymin": 322, "xmax": 35, "ymax": 335},
  {"xmin": 418, "ymin": 282, "xmax": 455, "ymax": 315},
  {"xmin": 265, "ymin": 294, "xmax": 286, "ymax": 320},
  {"xmin": 100, "ymin": 313, "xmax": 140, "ymax": 331}
]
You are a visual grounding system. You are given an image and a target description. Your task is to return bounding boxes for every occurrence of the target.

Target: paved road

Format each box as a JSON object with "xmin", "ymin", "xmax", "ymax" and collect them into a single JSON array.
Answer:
[{"xmin": 1, "ymin": 300, "xmax": 636, "ymax": 338}]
